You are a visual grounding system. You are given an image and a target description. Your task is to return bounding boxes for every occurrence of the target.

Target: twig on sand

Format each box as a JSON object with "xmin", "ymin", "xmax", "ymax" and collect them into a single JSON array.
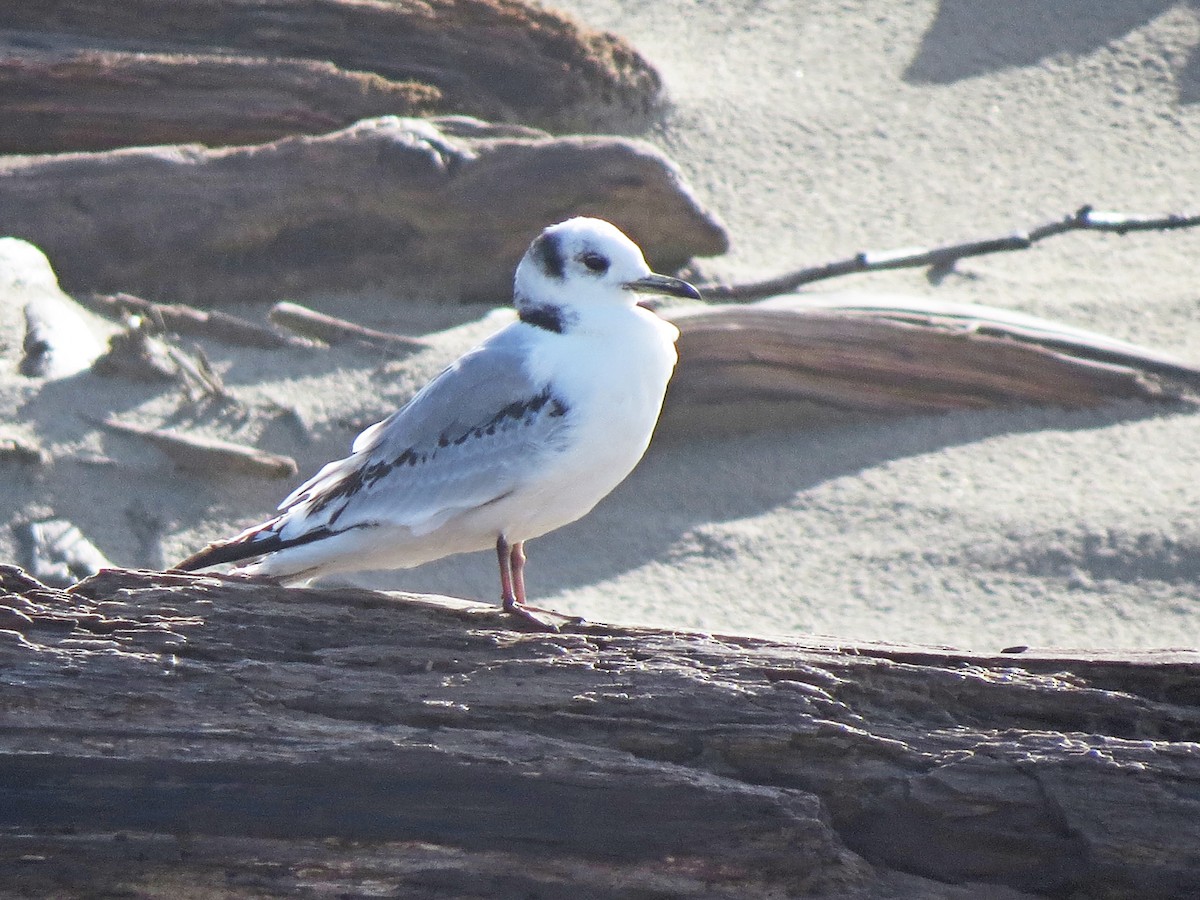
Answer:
[
  {"xmin": 269, "ymin": 301, "xmax": 428, "ymax": 353},
  {"xmin": 93, "ymin": 322, "xmax": 238, "ymax": 404},
  {"xmin": 699, "ymin": 205, "xmax": 1200, "ymax": 302},
  {"xmin": 89, "ymin": 417, "xmax": 298, "ymax": 479},
  {"xmin": 86, "ymin": 292, "xmax": 310, "ymax": 349}
]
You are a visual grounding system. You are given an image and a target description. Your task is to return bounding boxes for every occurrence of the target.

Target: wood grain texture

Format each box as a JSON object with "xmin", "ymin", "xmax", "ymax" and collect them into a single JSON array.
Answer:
[
  {"xmin": 0, "ymin": 0, "xmax": 662, "ymax": 152},
  {"xmin": 0, "ymin": 116, "xmax": 727, "ymax": 304},
  {"xmin": 1, "ymin": 566, "xmax": 1196, "ymax": 898},
  {"xmin": 665, "ymin": 299, "xmax": 1200, "ymax": 420}
]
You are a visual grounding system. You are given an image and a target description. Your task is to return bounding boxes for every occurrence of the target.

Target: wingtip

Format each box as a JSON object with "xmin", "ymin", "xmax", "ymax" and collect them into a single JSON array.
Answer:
[
  {"xmin": 173, "ymin": 543, "xmax": 231, "ymax": 573},
  {"xmin": 174, "ymin": 535, "xmax": 272, "ymax": 572}
]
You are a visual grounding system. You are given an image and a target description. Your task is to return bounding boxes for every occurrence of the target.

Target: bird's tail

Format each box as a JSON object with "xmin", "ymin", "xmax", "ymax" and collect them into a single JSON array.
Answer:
[
  {"xmin": 174, "ymin": 536, "xmax": 275, "ymax": 572},
  {"xmin": 173, "ymin": 518, "xmax": 289, "ymax": 572}
]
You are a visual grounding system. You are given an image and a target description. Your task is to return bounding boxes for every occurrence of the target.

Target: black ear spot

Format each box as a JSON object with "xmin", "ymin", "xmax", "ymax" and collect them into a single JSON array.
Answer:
[
  {"xmin": 532, "ymin": 232, "xmax": 565, "ymax": 279},
  {"xmin": 580, "ymin": 252, "xmax": 610, "ymax": 274}
]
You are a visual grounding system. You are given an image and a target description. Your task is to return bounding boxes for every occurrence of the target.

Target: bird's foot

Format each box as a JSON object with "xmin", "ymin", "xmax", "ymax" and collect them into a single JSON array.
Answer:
[
  {"xmin": 502, "ymin": 598, "xmax": 573, "ymax": 633},
  {"xmin": 524, "ymin": 604, "xmax": 587, "ymax": 628}
]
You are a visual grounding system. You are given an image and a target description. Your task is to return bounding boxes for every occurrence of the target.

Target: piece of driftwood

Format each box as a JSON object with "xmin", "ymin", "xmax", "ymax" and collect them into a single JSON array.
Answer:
[
  {"xmin": 91, "ymin": 324, "xmax": 238, "ymax": 404},
  {"xmin": 0, "ymin": 48, "xmax": 440, "ymax": 156},
  {"xmin": 699, "ymin": 206, "xmax": 1200, "ymax": 301},
  {"xmin": 0, "ymin": 0, "xmax": 662, "ymax": 152},
  {"xmin": 2, "ymin": 237, "xmax": 110, "ymax": 379},
  {"xmin": 662, "ymin": 296, "xmax": 1200, "ymax": 423},
  {"xmin": 269, "ymin": 301, "xmax": 428, "ymax": 353},
  {"xmin": 18, "ymin": 297, "xmax": 105, "ymax": 379},
  {"xmin": 0, "ymin": 566, "xmax": 1196, "ymax": 899},
  {"xmin": 93, "ymin": 418, "xmax": 298, "ymax": 479},
  {"xmin": 0, "ymin": 116, "xmax": 727, "ymax": 304},
  {"xmin": 91, "ymin": 327, "xmax": 179, "ymax": 382},
  {"xmin": 85, "ymin": 292, "xmax": 311, "ymax": 349},
  {"xmin": 13, "ymin": 519, "xmax": 112, "ymax": 587}
]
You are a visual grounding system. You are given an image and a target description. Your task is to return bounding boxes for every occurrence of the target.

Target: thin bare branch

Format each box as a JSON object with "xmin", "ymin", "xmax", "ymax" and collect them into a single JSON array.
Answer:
[
  {"xmin": 269, "ymin": 301, "xmax": 428, "ymax": 353},
  {"xmin": 699, "ymin": 205, "xmax": 1200, "ymax": 301},
  {"xmin": 90, "ymin": 417, "xmax": 298, "ymax": 479},
  {"xmin": 85, "ymin": 292, "xmax": 311, "ymax": 349}
]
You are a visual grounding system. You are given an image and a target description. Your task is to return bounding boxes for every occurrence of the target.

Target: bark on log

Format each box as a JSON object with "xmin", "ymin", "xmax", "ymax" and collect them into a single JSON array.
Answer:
[
  {"xmin": 0, "ymin": 49, "xmax": 440, "ymax": 155},
  {"xmin": 0, "ymin": 116, "xmax": 727, "ymax": 304},
  {"xmin": 0, "ymin": 0, "xmax": 662, "ymax": 151},
  {"xmin": 663, "ymin": 296, "xmax": 1200, "ymax": 426},
  {"xmin": 1, "ymin": 566, "xmax": 1197, "ymax": 898}
]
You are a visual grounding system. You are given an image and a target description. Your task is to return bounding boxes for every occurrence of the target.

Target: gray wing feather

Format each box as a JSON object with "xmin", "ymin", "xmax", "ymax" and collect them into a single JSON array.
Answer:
[{"xmin": 275, "ymin": 324, "xmax": 569, "ymax": 538}]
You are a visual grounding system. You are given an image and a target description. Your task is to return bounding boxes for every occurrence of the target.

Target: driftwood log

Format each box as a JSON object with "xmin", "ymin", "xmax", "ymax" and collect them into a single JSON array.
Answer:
[
  {"xmin": 0, "ymin": 116, "xmax": 727, "ymax": 305},
  {"xmin": 0, "ymin": 48, "xmax": 439, "ymax": 155},
  {"xmin": 1, "ymin": 566, "xmax": 1197, "ymax": 899},
  {"xmin": 663, "ymin": 295, "xmax": 1200, "ymax": 424},
  {"xmin": 0, "ymin": 0, "xmax": 662, "ymax": 152}
]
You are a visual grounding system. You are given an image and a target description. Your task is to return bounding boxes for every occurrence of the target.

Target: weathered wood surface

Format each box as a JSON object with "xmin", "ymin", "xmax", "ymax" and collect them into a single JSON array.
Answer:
[
  {"xmin": 664, "ymin": 296, "xmax": 1200, "ymax": 423},
  {"xmin": 0, "ymin": 116, "xmax": 727, "ymax": 304},
  {"xmin": 0, "ymin": 0, "xmax": 661, "ymax": 153},
  {"xmin": 1, "ymin": 566, "xmax": 1197, "ymax": 898},
  {"xmin": 0, "ymin": 48, "xmax": 439, "ymax": 156}
]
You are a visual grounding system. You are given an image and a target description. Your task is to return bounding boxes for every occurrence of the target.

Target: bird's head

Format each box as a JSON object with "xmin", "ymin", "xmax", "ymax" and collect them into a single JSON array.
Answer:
[{"xmin": 513, "ymin": 218, "xmax": 700, "ymax": 329}]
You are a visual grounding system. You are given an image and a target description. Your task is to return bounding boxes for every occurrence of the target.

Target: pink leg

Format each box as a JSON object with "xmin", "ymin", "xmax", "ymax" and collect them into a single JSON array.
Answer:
[
  {"xmin": 496, "ymin": 536, "xmax": 557, "ymax": 632},
  {"xmin": 510, "ymin": 540, "xmax": 527, "ymax": 606},
  {"xmin": 506, "ymin": 539, "xmax": 585, "ymax": 625},
  {"xmin": 496, "ymin": 535, "xmax": 517, "ymax": 608}
]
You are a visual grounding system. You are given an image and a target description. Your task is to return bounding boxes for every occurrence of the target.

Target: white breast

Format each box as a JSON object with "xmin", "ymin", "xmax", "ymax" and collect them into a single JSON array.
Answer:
[{"xmin": 494, "ymin": 306, "xmax": 679, "ymax": 542}]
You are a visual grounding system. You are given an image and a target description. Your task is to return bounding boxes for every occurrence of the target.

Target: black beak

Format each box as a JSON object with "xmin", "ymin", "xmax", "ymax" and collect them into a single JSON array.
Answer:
[{"xmin": 626, "ymin": 272, "xmax": 702, "ymax": 302}]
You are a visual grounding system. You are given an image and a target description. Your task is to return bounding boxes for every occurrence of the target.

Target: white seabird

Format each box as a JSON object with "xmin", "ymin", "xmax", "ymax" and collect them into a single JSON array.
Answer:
[{"xmin": 175, "ymin": 217, "xmax": 701, "ymax": 629}]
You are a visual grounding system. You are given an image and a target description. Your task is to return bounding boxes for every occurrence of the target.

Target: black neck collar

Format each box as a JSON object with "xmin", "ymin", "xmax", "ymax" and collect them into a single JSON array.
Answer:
[{"xmin": 518, "ymin": 305, "xmax": 566, "ymax": 334}]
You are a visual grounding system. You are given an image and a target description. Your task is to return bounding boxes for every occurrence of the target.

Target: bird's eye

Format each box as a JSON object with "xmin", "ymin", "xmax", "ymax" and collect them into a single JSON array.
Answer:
[{"xmin": 580, "ymin": 252, "xmax": 609, "ymax": 274}]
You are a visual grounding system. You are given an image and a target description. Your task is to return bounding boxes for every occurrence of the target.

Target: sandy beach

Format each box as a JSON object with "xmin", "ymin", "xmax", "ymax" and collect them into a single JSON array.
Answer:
[
  {"xmin": 6, "ymin": 0, "xmax": 1200, "ymax": 650},
  {"xmin": 384, "ymin": 0, "xmax": 1200, "ymax": 648}
]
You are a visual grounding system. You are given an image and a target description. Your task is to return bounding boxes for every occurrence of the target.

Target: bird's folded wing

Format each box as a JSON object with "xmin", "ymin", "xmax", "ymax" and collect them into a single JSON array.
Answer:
[{"xmin": 275, "ymin": 327, "xmax": 572, "ymax": 538}]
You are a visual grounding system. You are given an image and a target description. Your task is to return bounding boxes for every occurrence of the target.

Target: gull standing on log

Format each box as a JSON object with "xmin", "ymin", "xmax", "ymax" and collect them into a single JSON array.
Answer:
[{"xmin": 175, "ymin": 217, "xmax": 701, "ymax": 629}]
